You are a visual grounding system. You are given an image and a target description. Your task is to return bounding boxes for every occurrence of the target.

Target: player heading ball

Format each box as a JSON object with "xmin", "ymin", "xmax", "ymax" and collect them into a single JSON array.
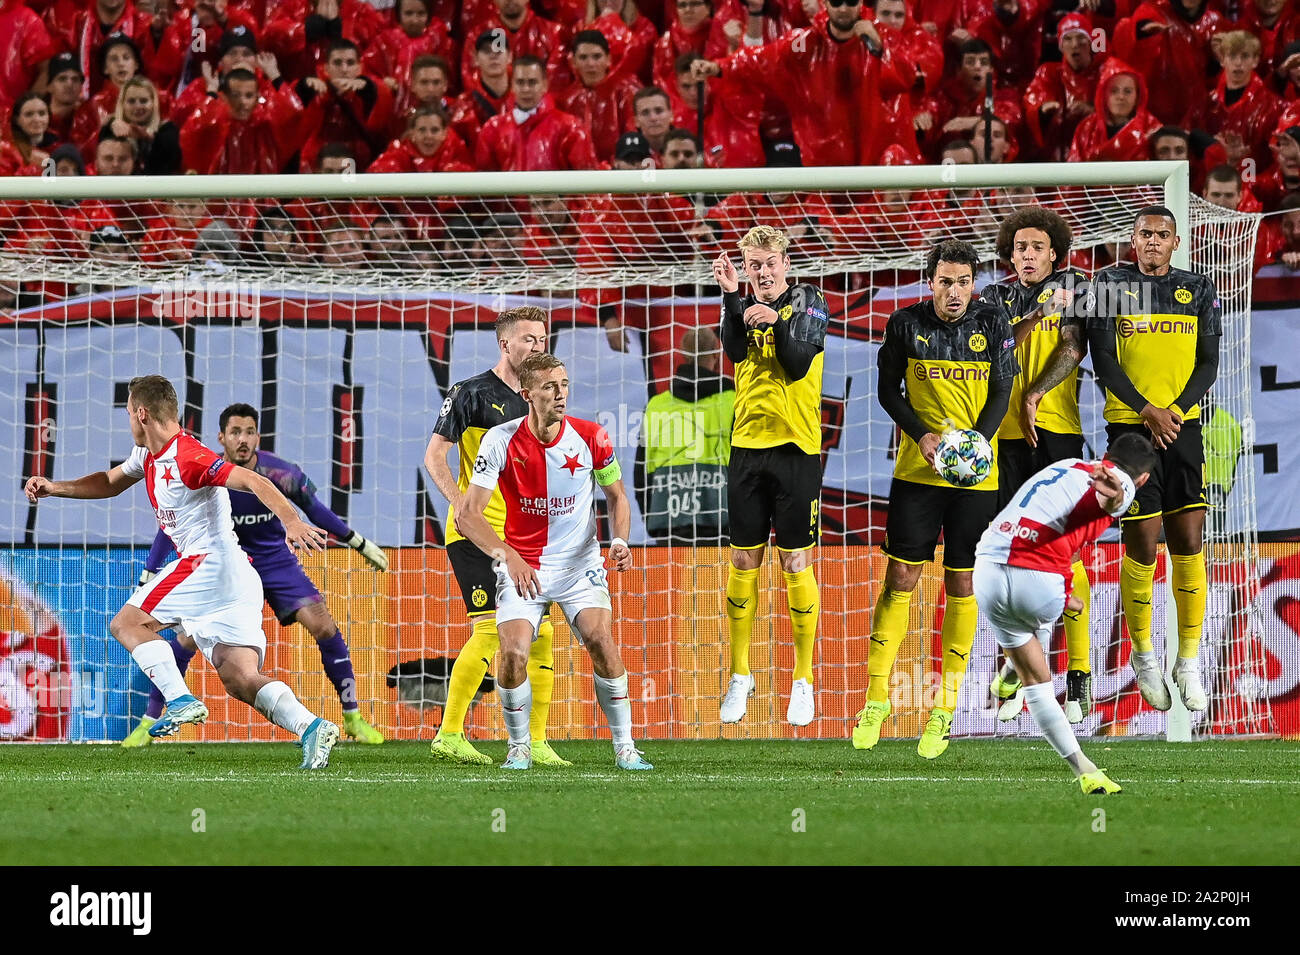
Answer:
[{"xmin": 714, "ymin": 225, "xmax": 829, "ymax": 729}]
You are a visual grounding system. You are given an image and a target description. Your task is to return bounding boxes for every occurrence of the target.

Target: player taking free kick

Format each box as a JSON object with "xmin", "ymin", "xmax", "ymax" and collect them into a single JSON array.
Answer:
[
  {"xmin": 24, "ymin": 375, "xmax": 340, "ymax": 770},
  {"xmin": 454, "ymin": 353, "xmax": 652, "ymax": 771},
  {"xmin": 125, "ymin": 401, "xmax": 388, "ymax": 748},
  {"xmin": 973, "ymin": 433, "xmax": 1157, "ymax": 794}
]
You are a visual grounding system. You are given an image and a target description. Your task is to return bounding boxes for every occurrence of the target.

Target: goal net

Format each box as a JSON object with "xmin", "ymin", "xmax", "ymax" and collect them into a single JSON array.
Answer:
[{"xmin": 0, "ymin": 164, "xmax": 1276, "ymax": 743}]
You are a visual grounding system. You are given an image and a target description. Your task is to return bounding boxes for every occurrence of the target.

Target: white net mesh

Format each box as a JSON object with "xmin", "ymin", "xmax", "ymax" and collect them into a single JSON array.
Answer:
[{"xmin": 0, "ymin": 167, "xmax": 1275, "ymax": 742}]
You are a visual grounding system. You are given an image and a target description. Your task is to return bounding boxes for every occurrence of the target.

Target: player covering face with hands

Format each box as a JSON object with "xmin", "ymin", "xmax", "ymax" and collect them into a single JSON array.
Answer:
[
  {"xmin": 973, "ymin": 433, "xmax": 1156, "ymax": 794},
  {"xmin": 453, "ymin": 353, "xmax": 650, "ymax": 771},
  {"xmin": 24, "ymin": 376, "xmax": 341, "ymax": 769}
]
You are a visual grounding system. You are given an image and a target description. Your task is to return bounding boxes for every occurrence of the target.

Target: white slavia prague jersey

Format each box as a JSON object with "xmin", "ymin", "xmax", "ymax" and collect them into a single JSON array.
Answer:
[
  {"xmin": 976, "ymin": 458, "xmax": 1136, "ymax": 587},
  {"xmin": 121, "ymin": 433, "xmax": 241, "ymax": 557},
  {"xmin": 470, "ymin": 416, "xmax": 622, "ymax": 570}
]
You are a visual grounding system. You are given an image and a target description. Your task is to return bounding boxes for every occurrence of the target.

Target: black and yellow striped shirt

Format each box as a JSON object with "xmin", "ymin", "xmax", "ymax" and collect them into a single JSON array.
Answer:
[{"xmin": 432, "ymin": 369, "xmax": 528, "ymax": 544}]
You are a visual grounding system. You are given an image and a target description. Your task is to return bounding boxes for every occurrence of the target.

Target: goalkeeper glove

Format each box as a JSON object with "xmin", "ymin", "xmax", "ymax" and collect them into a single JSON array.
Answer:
[
  {"xmin": 139, "ymin": 569, "xmax": 157, "ymax": 587},
  {"xmin": 346, "ymin": 531, "xmax": 390, "ymax": 571}
]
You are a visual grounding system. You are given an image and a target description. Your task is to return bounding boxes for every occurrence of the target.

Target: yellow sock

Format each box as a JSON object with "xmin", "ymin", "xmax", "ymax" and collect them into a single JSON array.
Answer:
[
  {"xmin": 783, "ymin": 566, "xmax": 819, "ymax": 683},
  {"xmin": 1064, "ymin": 560, "xmax": 1092, "ymax": 673},
  {"xmin": 442, "ymin": 617, "xmax": 499, "ymax": 735},
  {"xmin": 1169, "ymin": 552, "xmax": 1207, "ymax": 660},
  {"xmin": 1120, "ymin": 554, "xmax": 1157, "ymax": 654},
  {"xmin": 528, "ymin": 618, "xmax": 556, "ymax": 741},
  {"xmin": 725, "ymin": 565, "xmax": 759, "ymax": 676},
  {"xmin": 867, "ymin": 588, "xmax": 913, "ymax": 704},
  {"xmin": 938, "ymin": 593, "xmax": 978, "ymax": 711}
]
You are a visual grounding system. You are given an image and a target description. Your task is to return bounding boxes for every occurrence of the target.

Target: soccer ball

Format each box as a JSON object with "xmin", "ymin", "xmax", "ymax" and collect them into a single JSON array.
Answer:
[{"xmin": 934, "ymin": 429, "xmax": 993, "ymax": 488}]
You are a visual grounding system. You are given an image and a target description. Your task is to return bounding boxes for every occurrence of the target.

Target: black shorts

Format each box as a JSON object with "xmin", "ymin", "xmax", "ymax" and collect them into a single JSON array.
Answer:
[
  {"xmin": 997, "ymin": 430, "xmax": 1086, "ymax": 510},
  {"xmin": 446, "ymin": 539, "xmax": 497, "ymax": 617},
  {"xmin": 728, "ymin": 444, "xmax": 822, "ymax": 551},
  {"xmin": 1105, "ymin": 421, "xmax": 1206, "ymax": 522},
  {"xmin": 883, "ymin": 478, "xmax": 999, "ymax": 571}
]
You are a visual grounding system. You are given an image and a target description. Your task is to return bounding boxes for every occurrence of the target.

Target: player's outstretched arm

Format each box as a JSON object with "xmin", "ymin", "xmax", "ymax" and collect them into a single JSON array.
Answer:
[
  {"xmin": 289, "ymin": 469, "xmax": 389, "ymax": 570},
  {"xmin": 600, "ymin": 478, "xmax": 633, "ymax": 571},
  {"xmin": 457, "ymin": 484, "xmax": 540, "ymax": 598},
  {"xmin": 24, "ymin": 465, "xmax": 141, "ymax": 503},
  {"xmin": 226, "ymin": 467, "xmax": 326, "ymax": 553}
]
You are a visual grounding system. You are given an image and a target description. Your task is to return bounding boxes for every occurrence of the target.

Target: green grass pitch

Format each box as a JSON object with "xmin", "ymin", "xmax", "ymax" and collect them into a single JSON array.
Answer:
[{"xmin": 3, "ymin": 740, "xmax": 1297, "ymax": 865}]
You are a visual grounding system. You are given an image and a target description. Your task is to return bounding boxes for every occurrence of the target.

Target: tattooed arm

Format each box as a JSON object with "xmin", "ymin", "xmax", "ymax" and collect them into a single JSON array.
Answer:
[{"xmin": 1022, "ymin": 321, "xmax": 1086, "ymax": 448}]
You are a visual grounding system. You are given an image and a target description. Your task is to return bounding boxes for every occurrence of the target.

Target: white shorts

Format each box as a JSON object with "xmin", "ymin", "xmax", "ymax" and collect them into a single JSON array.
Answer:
[
  {"xmin": 972, "ymin": 557, "xmax": 1066, "ymax": 650},
  {"xmin": 494, "ymin": 553, "xmax": 611, "ymax": 638},
  {"xmin": 128, "ymin": 548, "xmax": 267, "ymax": 667}
]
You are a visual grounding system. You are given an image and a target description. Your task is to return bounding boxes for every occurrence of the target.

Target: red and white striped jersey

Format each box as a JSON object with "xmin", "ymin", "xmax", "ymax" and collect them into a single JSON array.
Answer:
[
  {"xmin": 470, "ymin": 415, "xmax": 622, "ymax": 570},
  {"xmin": 975, "ymin": 459, "xmax": 1136, "ymax": 591},
  {"xmin": 121, "ymin": 433, "xmax": 240, "ymax": 557}
]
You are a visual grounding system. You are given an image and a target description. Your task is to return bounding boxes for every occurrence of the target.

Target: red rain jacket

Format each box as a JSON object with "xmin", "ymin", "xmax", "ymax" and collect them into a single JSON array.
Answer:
[
  {"xmin": 1067, "ymin": 59, "xmax": 1162, "ymax": 162},
  {"xmin": 1202, "ymin": 72, "xmax": 1284, "ymax": 170},
  {"xmin": 718, "ymin": 22, "xmax": 913, "ymax": 167},
  {"xmin": 179, "ymin": 81, "xmax": 304, "ymax": 174},
  {"xmin": 965, "ymin": 0, "xmax": 1051, "ymax": 87},
  {"xmin": 474, "ymin": 94, "xmax": 599, "ymax": 171},
  {"xmin": 1023, "ymin": 51, "xmax": 1108, "ymax": 160},
  {"xmin": 1113, "ymin": 0, "xmax": 1226, "ymax": 126},
  {"xmin": 458, "ymin": 7, "xmax": 565, "ymax": 91},
  {"xmin": 44, "ymin": 0, "xmax": 157, "ymax": 96},
  {"xmin": 262, "ymin": 0, "xmax": 386, "ymax": 84}
]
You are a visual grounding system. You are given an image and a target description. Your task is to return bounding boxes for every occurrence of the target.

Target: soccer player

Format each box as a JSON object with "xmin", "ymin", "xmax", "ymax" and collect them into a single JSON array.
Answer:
[
  {"xmin": 1087, "ymin": 206, "xmax": 1221, "ymax": 714},
  {"xmin": 713, "ymin": 225, "xmax": 829, "ymax": 728},
  {"xmin": 973, "ymin": 434, "xmax": 1157, "ymax": 794},
  {"xmin": 455, "ymin": 353, "xmax": 652, "ymax": 771},
  {"xmin": 423, "ymin": 306, "xmax": 570, "ymax": 767},
  {"xmin": 24, "ymin": 376, "xmax": 340, "ymax": 769},
  {"xmin": 853, "ymin": 239, "xmax": 1016, "ymax": 758},
  {"xmin": 981, "ymin": 205, "xmax": 1095, "ymax": 723},
  {"xmin": 123, "ymin": 403, "xmax": 388, "ymax": 747}
]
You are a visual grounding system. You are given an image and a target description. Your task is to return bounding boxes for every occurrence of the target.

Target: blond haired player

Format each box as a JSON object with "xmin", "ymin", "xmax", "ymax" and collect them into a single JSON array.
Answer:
[
  {"xmin": 24, "ymin": 375, "xmax": 340, "ymax": 769},
  {"xmin": 423, "ymin": 306, "xmax": 570, "ymax": 766},
  {"xmin": 455, "ymin": 353, "xmax": 651, "ymax": 771},
  {"xmin": 713, "ymin": 225, "xmax": 829, "ymax": 728}
]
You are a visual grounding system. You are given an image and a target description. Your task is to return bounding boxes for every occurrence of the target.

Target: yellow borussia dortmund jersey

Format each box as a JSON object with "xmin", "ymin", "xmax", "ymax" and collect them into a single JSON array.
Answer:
[
  {"xmin": 980, "ymin": 269, "xmax": 1088, "ymax": 439},
  {"xmin": 878, "ymin": 299, "xmax": 1018, "ymax": 490},
  {"xmin": 431, "ymin": 369, "xmax": 528, "ymax": 544},
  {"xmin": 1089, "ymin": 264, "xmax": 1222, "ymax": 425},
  {"xmin": 722, "ymin": 282, "xmax": 828, "ymax": 456}
]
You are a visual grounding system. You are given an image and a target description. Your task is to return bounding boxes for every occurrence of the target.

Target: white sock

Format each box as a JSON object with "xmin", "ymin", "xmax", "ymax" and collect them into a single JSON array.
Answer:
[
  {"xmin": 593, "ymin": 671, "xmax": 633, "ymax": 749},
  {"xmin": 253, "ymin": 681, "xmax": 318, "ymax": 737},
  {"xmin": 498, "ymin": 678, "xmax": 532, "ymax": 746},
  {"xmin": 1024, "ymin": 681, "xmax": 1095, "ymax": 775},
  {"xmin": 131, "ymin": 640, "xmax": 190, "ymax": 703}
]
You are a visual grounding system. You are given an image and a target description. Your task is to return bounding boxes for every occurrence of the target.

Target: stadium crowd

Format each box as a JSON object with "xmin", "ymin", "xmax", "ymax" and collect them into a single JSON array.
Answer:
[{"xmin": 3, "ymin": 0, "xmax": 1300, "ymax": 276}]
